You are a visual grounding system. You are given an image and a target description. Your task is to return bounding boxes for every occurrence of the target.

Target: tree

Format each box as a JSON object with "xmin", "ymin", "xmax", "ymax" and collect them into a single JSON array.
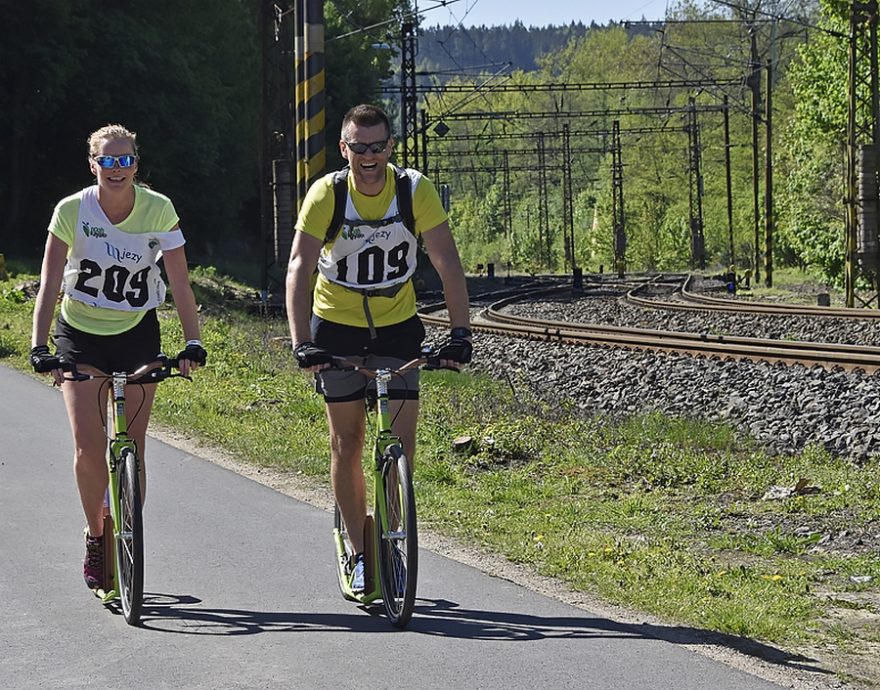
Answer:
[
  {"xmin": 0, "ymin": 0, "xmax": 409, "ymax": 262},
  {"xmin": 776, "ymin": 1, "xmax": 847, "ymax": 282},
  {"xmin": 0, "ymin": 0, "xmax": 261, "ymax": 260}
]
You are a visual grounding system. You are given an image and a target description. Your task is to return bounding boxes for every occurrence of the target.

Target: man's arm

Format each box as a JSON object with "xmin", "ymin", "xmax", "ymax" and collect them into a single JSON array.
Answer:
[
  {"xmin": 285, "ymin": 229, "xmax": 323, "ymax": 348},
  {"xmin": 421, "ymin": 221, "xmax": 470, "ymax": 331}
]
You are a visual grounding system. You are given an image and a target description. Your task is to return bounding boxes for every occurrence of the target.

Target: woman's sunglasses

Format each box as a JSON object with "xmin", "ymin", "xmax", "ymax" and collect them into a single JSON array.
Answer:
[
  {"xmin": 92, "ymin": 154, "xmax": 138, "ymax": 169},
  {"xmin": 344, "ymin": 140, "xmax": 388, "ymax": 154}
]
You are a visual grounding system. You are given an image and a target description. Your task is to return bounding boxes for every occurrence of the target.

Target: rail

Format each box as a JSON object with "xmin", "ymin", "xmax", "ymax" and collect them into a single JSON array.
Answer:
[{"xmin": 420, "ymin": 283, "xmax": 880, "ymax": 374}]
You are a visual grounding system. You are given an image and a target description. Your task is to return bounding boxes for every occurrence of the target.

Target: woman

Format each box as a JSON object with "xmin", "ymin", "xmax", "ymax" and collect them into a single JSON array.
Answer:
[{"xmin": 29, "ymin": 124, "xmax": 207, "ymax": 592}]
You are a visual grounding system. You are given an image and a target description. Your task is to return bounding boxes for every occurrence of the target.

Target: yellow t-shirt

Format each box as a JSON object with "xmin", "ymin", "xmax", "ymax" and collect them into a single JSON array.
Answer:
[
  {"xmin": 49, "ymin": 185, "xmax": 181, "ymax": 335},
  {"xmin": 296, "ymin": 166, "xmax": 447, "ymax": 327}
]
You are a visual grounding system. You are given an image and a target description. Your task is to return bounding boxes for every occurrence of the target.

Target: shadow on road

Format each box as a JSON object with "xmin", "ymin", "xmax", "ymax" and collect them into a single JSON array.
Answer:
[
  {"xmin": 414, "ymin": 599, "xmax": 830, "ymax": 677},
  {"xmin": 135, "ymin": 593, "xmax": 830, "ymax": 678}
]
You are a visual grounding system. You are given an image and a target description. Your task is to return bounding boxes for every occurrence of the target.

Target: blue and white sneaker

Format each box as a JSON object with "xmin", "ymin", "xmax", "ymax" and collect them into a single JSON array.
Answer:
[{"xmin": 350, "ymin": 553, "xmax": 366, "ymax": 593}]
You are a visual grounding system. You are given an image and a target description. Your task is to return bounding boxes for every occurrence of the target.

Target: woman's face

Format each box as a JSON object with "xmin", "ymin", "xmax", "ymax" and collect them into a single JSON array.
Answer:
[{"xmin": 89, "ymin": 137, "xmax": 138, "ymax": 193}]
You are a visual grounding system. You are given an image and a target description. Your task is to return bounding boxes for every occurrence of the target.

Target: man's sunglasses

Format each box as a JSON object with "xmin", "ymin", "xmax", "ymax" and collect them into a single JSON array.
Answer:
[
  {"xmin": 344, "ymin": 140, "xmax": 388, "ymax": 154},
  {"xmin": 92, "ymin": 154, "xmax": 138, "ymax": 169}
]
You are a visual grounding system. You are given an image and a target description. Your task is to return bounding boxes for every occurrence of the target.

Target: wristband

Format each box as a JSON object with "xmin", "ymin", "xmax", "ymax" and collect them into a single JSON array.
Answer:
[
  {"xmin": 450, "ymin": 327, "xmax": 472, "ymax": 339},
  {"xmin": 186, "ymin": 339, "xmax": 203, "ymax": 347}
]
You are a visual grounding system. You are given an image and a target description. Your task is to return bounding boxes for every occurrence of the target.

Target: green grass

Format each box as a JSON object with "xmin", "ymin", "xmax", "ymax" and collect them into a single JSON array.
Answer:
[
  {"xmin": 3, "ymin": 268, "xmax": 880, "ymax": 686},
  {"xmin": 744, "ymin": 266, "xmax": 844, "ymax": 305}
]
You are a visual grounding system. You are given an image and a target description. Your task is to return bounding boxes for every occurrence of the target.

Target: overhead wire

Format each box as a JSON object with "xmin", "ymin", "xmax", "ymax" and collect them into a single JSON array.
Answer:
[{"xmin": 708, "ymin": 0, "xmax": 843, "ymax": 37}]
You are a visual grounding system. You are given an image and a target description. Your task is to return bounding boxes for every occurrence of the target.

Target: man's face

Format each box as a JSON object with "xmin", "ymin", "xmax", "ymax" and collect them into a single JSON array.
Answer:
[{"xmin": 340, "ymin": 122, "xmax": 393, "ymax": 194}]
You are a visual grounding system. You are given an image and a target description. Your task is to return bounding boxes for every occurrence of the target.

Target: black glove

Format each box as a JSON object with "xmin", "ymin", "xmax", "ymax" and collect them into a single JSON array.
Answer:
[
  {"xmin": 294, "ymin": 341, "xmax": 334, "ymax": 369},
  {"xmin": 437, "ymin": 337, "xmax": 472, "ymax": 365},
  {"xmin": 29, "ymin": 345, "xmax": 61, "ymax": 373},
  {"xmin": 176, "ymin": 342, "xmax": 207, "ymax": 366}
]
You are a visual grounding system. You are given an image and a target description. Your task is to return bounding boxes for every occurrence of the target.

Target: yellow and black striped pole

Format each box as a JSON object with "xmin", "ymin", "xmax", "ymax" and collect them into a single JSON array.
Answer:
[
  {"xmin": 293, "ymin": 0, "xmax": 306, "ymax": 209},
  {"xmin": 295, "ymin": 0, "xmax": 325, "ymax": 209}
]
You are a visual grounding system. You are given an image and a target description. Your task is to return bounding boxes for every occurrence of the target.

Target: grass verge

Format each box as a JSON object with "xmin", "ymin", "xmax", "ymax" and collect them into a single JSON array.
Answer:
[{"xmin": 2, "ymin": 266, "xmax": 879, "ymax": 687}]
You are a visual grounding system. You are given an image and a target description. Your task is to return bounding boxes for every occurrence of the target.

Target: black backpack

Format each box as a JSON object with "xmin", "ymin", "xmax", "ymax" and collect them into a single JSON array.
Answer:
[{"xmin": 324, "ymin": 164, "xmax": 416, "ymax": 244}]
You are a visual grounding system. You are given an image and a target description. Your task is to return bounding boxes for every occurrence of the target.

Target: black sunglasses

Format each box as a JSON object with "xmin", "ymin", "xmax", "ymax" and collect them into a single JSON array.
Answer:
[{"xmin": 344, "ymin": 139, "xmax": 389, "ymax": 154}]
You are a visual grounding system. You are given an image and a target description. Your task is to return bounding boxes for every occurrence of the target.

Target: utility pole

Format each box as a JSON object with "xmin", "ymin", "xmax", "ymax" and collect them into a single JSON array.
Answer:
[
  {"xmin": 302, "ymin": 0, "xmax": 325, "ymax": 187},
  {"xmin": 562, "ymin": 124, "xmax": 575, "ymax": 272},
  {"xmin": 845, "ymin": 0, "xmax": 880, "ymax": 307},
  {"xmin": 537, "ymin": 132, "xmax": 550, "ymax": 268},
  {"xmin": 611, "ymin": 120, "xmax": 626, "ymax": 278},
  {"xmin": 294, "ymin": 0, "xmax": 326, "ymax": 203},
  {"xmin": 294, "ymin": 0, "xmax": 306, "ymax": 209},
  {"xmin": 420, "ymin": 109, "xmax": 428, "ymax": 172},
  {"xmin": 764, "ymin": 57, "xmax": 774, "ymax": 287},
  {"xmin": 748, "ymin": 23, "xmax": 762, "ymax": 283},
  {"xmin": 723, "ymin": 95, "xmax": 735, "ymax": 270},
  {"xmin": 503, "ymin": 150, "xmax": 512, "ymax": 269},
  {"xmin": 260, "ymin": 1, "xmax": 300, "ymax": 302},
  {"xmin": 259, "ymin": 0, "xmax": 272, "ymax": 300},
  {"xmin": 686, "ymin": 96, "xmax": 706, "ymax": 270},
  {"xmin": 400, "ymin": 20, "xmax": 418, "ymax": 168}
]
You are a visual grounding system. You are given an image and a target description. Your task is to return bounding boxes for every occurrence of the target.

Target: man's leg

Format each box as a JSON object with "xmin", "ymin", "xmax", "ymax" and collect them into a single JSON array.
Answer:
[
  {"xmin": 326, "ymin": 400, "xmax": 368, "ymax": 554},
  {"xmin": 390, "ymin": 398, "xmax": 419, "ymax": 468}
]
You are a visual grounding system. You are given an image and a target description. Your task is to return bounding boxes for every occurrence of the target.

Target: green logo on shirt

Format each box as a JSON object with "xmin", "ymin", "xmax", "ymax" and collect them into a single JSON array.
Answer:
[
  {"xmin": 341, "ymin": 225, "xmax": 363, "ymax": 241},
  {"xmin": 82, "ymin": 221, "xmax": 107, "ymax": 239}
]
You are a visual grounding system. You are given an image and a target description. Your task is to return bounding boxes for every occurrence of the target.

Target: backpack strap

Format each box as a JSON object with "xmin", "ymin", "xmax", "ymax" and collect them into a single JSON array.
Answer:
[
  {"xmin": 391, "ymin": 164, "xmax": 416, "ymax": 234},
  {"xmin": 324, "ymin": 164, "xmax": 416, "ymax": 244},
  {"xmin": 324, "ymin": 167, "xmax": 350, "ymax": 244}
]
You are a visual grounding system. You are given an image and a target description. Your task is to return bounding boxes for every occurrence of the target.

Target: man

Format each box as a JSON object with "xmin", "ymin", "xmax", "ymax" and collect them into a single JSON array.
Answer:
[{"xmin": 286, "ymin": 104, "xmax": 472, "ymax": 592}]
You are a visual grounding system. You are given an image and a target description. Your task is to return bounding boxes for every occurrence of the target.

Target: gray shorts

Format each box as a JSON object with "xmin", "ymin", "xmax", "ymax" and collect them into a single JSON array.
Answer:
[{"xmin": 316, "ymin": 355, "xmax": 420, "ymax": 403}]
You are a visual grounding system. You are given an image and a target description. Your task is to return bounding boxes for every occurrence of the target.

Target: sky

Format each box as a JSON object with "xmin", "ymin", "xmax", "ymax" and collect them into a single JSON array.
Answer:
[{"xmin": 421, "ymin": 0, "xmax": 683, "ymax": 28}]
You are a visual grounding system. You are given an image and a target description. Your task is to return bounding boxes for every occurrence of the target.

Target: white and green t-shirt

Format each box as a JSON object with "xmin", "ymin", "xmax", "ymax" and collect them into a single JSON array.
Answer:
[{"xmin": 49, "ymin": 185, "xmax": 184, "ymax": 335}]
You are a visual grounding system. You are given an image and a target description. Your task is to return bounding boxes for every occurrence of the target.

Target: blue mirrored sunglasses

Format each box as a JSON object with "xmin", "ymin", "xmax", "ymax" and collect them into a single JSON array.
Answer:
[
  {"xmin": 92, "ymin": 154, "xmax": 138, "ymax": 168},
  {"xmin": 344, "ymin": 140, "xmax": 388, "ymax": 154}
]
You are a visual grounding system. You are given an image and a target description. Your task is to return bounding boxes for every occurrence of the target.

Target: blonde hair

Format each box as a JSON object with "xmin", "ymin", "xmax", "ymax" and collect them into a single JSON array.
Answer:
[{"xmin": 87, "ymin": 124, "xmax": 138, "ymax": 156}]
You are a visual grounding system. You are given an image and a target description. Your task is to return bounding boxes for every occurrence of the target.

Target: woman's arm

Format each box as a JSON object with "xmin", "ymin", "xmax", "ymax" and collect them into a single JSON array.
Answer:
[
  {"xmin": 31, "ymin": 234, "xmax": 68, "ymax": 348},
  {"xmin": 162, "ymin": 245, "xmax": 200, "ymax": 344}
]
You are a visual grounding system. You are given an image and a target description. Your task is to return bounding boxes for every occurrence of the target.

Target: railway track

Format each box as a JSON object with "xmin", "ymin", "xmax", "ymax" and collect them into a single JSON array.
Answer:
[
  {"xmin": 420, "ymin": 282, "xmax": 880, "ymax": 374},
  {"xmin": 626, "ymin": 274, "xmax": 880, "ymax": 319}
]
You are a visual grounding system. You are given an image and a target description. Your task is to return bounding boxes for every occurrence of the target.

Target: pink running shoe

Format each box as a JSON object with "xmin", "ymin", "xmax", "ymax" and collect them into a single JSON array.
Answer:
[{"xmin": 83, "ymin": 529, "xmax": 104, "ymax": 591}]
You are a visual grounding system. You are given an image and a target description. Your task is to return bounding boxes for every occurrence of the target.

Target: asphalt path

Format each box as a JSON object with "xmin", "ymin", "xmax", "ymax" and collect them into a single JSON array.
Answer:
[{"xmin": 0, "ymin": 364, "xmax": 819, "ymax": 689}]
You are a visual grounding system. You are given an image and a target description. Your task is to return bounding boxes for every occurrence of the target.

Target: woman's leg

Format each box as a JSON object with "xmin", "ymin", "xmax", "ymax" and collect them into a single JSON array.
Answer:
[
  {"xmin": 61, "ymin": 369, "xmax": 110, "ymax": 538},
  {"xmin": 124, "ymin": 383, "xmax": 158, "ymax": 503}
]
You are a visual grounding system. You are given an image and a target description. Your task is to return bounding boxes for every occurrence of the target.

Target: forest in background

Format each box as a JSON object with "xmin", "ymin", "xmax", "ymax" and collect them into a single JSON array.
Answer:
[
  {"xmin": 0, "ymin": 0, "xmax": 405, "ymax": 270},
  {"xmin": 0, "ymin": 0, "xmax": 860, "ymax": 288},
  {"xmin": 417, "ymin": 21, "xmax": 592, "ymax": 75},
  {"xmin": 417, "ymin": 0, "xmax": 849, "ymax": 284}
]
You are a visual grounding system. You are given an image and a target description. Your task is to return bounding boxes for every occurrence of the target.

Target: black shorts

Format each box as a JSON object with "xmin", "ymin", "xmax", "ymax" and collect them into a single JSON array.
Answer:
[
  {"xmin": 53, "ymin": 310, "xmax": 162, "ymax": 374},
  {"xmin": 311, "ymin": 314, "xmax": 425, "ymax": 359},
  {"xmin": 311, "ymin": 315, "xmax": 425, "ymax": 403}
]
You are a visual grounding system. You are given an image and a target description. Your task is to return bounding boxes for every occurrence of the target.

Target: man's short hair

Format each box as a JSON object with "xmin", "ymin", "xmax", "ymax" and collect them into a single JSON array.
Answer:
[{"xmin": 341, "ymin": 104, "xmax": 391, "ymax": 140}]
